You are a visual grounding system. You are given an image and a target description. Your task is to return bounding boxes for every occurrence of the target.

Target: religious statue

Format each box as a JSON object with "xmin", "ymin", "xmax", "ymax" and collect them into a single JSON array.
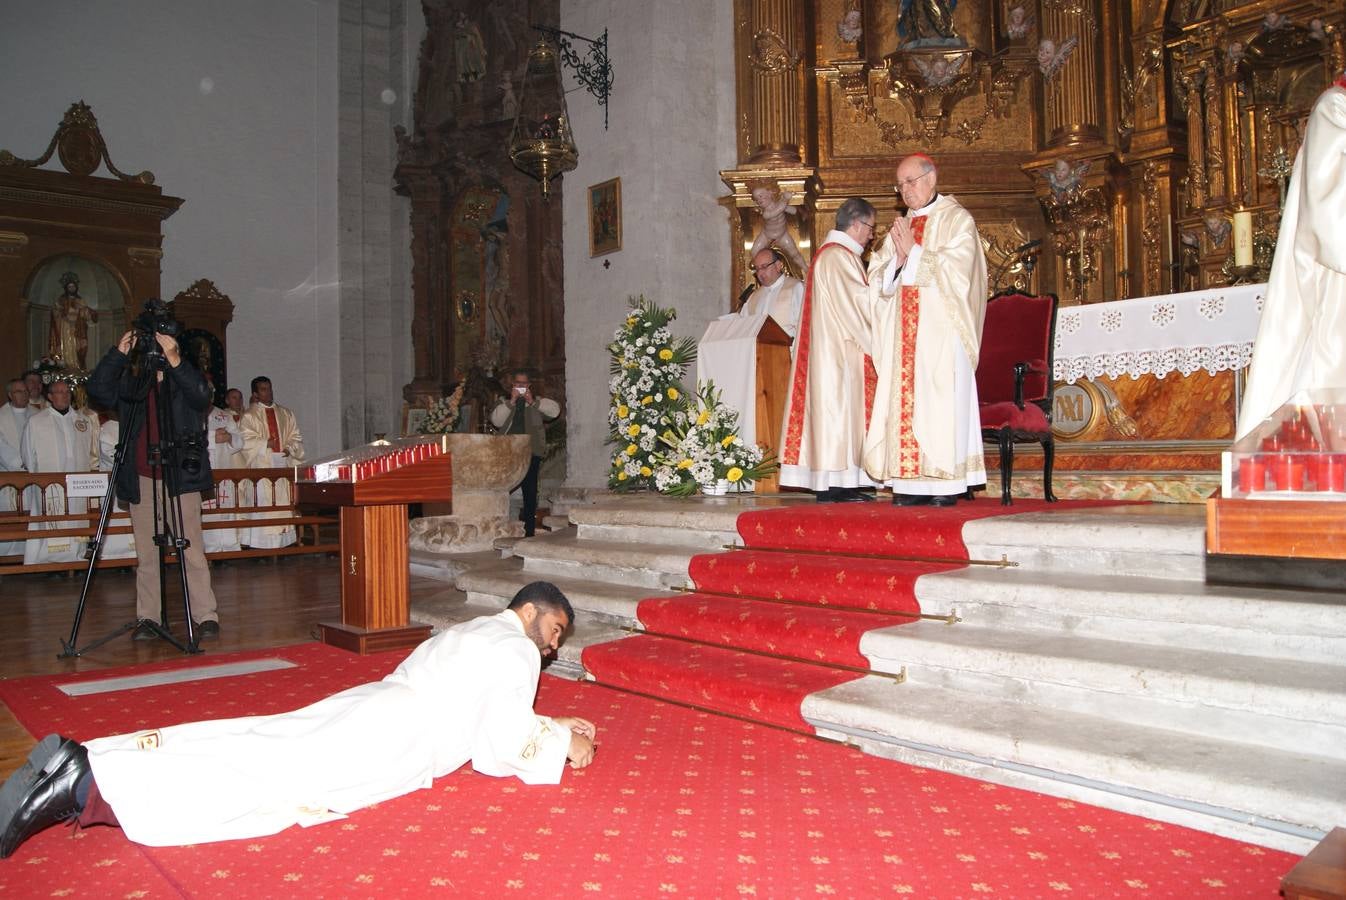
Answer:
[
  {"xmin": 1006, "ymin": 6, "xmax": 1034, "ymax": 39},
  {"xmin": 913, "ymin": 53, "xmax": 965, "ymax": 87},
  {"xmin": 47, "ymin": 272, "xmax": 97, "ymax": 371},
  {"xmin": 748, "ymin": 185, "xmax": 807, "ymax": 275},
  {"xmin": 896, "ymin": 0, "xmax": 964, "ymax": 49},
  {"xmin": 455, "ymin": 12, "xmax": 487, "ymax": 84},
  {"xmin": 1037, "ymin": 36, "xmax": 1078, "ymax": 80},
  {"xmin": 837, "ymin": 9, "xmax": 863, "ymax": 43},
  {"xmin": 1043, "ymin": 158, "xmax": 1089, "ymax": 198}
]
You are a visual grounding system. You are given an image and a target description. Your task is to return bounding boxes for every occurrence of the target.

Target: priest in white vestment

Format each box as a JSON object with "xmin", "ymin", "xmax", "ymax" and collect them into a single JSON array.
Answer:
[
  {"xmin": 740, "ymin": 248, "xmax": 805, "ymax": 340},
  {"xmin": 1237, "ymin": 74, "xmax": 1346, "ymax": 438},
  {"xmin": 201, "ymin": 399, "xmax": 244, "ymax": 553},
  {"xmin": 778, "ymin": 198, "xmax": 897, "ymax": 500},
  {"xmin": 863, "ymin": 153, "xmax": 988, "ymax": 506},
  {"xmin": 239, "ymin": 377, "xmax": 305, "ymax": 549},
  {"xmin": 19, "ymin": 380, "xmax": 98, "ymax": 565},
  {"xmin": 0, "ymin": 583, "xmax": 597, "ymax": 854},
  {"xmin": 0, "ymin": 379, "xmax": 35, "ymax": 558}
]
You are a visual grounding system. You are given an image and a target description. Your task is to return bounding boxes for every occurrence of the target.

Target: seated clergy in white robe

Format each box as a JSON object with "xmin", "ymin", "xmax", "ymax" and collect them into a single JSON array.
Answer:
[
  {"xmin": 19, "ymin": 380, "xmax": 99, "ymax": 565},
  {"xmin": 1237, "ymin": 73, "xmax": 1346, "ymax": 437},
  {"xmin": 200, "ymin": 403, "xmax": 243, "ymax": 553},
  {"xmin": 238, "ymin": 377, "xmax": 305, "ymax": 549},
  {"xmin": 863, "ymin": 153, "xmax": 988, "ymax": 505},
  {"xmin": 0, "ymin": 379, "xmax": 36, "ymax": 559},
  {"xmin": 777, "ymin": 197, "xmax": 896, "ymax": 500},
  {"xmin": 0, "ymin": 583, "xmax": 597, "ymax": 853}
]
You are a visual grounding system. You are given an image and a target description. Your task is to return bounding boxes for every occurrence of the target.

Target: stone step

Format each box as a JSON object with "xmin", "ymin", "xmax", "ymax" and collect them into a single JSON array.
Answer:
[
  {"xmin": 804, "ymin": 677, "xmax": 1341, "ymax": 851},
  {"xmin": 915, "ymin": 567, "xmax": 1346, "ymax": 664},
  {"xmin": 455, "ymin": 558, "xmax": 661, "ymax": 627},
  {"xmin": 960, "ymin": 504, "xmax": 1208, "ymax": 581},
  {"xmin": 511, "ymin": 531, "xmax": 699, "ymax": 589},
  {"xmin": 860, "ymin": 622, "xmax": 1346, "ymax": 759}
]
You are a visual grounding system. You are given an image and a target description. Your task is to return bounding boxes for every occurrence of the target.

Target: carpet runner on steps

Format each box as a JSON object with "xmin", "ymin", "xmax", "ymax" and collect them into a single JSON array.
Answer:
[{"xmin": 580, "ymin": 499, "xmax": 1124, "ymax": 734}]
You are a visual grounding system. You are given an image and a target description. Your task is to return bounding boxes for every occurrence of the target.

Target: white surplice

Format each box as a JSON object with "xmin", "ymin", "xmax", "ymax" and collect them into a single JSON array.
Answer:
[
  {"xmin": 86, "ymin": 610, "xmax": 574, "ymax": 846},
  {"xmin": 239, "ymin": 402, "xmax": 305, "ymax": 548},
  {"xmin": 20, "ymin": 406, "xmax": 98, "ymax": 564},
  {"xmin": 201, "ymin": 406, "xmax": 243, "ymax": 553},
  {"xmin": 740, "ymin": 274, "xmax": 805, "ymax": 340},
  {"xmin": 95, "ymin": 421, "xmax": 136, "ymax": 560},
  {"xmin": 0, "ymin": 403, "xmax": 33, "ymax": 558},
  {"xmin": 1237, "ymin": 82, "xmax": 1346, "ymax": 437}
]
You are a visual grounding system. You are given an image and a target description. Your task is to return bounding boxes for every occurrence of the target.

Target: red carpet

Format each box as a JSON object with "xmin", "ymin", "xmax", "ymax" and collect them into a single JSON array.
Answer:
[
  {"xmin": 0, "ymin": 646, "xmax": 1299, "ymax": 897},
  {"xmin": 583, "ymin": 499, "xmax": 1123, "ymax": 733}
]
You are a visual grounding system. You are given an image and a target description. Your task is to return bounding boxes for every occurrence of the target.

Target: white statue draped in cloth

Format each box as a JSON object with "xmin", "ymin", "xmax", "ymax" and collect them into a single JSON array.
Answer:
[{"xmin": 1236, "ymin": 73, "xmax": 1346, "ymax": 438}]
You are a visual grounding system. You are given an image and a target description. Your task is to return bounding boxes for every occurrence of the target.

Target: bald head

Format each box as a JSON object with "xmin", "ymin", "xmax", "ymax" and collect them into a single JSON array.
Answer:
[{"xmin": 896, "ymin": 154, "xmax": 938, "ymax": 210}]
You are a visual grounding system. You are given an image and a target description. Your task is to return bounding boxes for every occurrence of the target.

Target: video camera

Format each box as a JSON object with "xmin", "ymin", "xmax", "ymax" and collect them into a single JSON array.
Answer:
[{"xmin": 132, "ymin": 298, "xmax": 182, "ymax": 366}]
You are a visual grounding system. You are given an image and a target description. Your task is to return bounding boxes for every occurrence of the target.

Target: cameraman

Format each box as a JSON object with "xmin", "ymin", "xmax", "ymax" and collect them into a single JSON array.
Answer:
[{"xmin": 87, "ymin": 329, "xmax": 221, "ymax": 640}]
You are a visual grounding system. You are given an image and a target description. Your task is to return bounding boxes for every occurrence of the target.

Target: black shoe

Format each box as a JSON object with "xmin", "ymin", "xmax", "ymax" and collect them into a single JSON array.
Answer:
[
  {"xmin": 929, "ymin": 494, "xmax": 958, "ymax": 507},
  {"xmin": 833, "ymin": 488, "xmax": 874, "ymax": 503},
  {"xmin": 814, "ymin": 489, "xmax": 837, "ymax": 504},
  {"xmin": 891, "ymin": 494, "xmax": 932, "ymax": 506},
  {"xmin": 196, "ymin": 620, "xmax": 220, "ymax": 639},
  {"xmin": 0, "ymin": 736, "xmax": 88, "ymax": 858},
  {"xmin": 132, "ymin": 621, "xmax": 158, "ymax": 642}
]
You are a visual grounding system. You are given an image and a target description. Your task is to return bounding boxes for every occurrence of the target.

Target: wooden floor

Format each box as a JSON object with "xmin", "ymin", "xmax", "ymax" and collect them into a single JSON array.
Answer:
[{"xmin": 0, "ymin": 556, "xmax": 350, "ymax": 782}]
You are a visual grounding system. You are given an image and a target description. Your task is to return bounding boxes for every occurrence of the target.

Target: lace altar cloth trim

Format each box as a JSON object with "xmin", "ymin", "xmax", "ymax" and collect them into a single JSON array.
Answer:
[{"xmin": 1053, "ymin": 283, "xmax": 1265, "ymax": 383}]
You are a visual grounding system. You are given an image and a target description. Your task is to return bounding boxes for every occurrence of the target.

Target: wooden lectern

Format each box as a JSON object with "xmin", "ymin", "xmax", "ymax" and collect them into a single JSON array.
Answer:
[
  {"xmin": 296, "ymin": 442, "xmax": 451, "ymax": 654},
  {"xmin": 754, "ymin": 317, "xmax": 793, "ymax": 493}
]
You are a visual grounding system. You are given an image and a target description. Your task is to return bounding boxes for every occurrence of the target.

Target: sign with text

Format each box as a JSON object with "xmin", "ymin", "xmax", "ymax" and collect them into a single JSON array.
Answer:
[{"xmin": 66, "ymin": 473, "xmax": 109, "ymax": 499}]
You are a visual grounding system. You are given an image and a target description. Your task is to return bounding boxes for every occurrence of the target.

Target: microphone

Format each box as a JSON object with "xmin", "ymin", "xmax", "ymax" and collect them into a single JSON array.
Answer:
[{"xmin": 735, "ymin": 283, "xmax": 755, "ymax": 311}]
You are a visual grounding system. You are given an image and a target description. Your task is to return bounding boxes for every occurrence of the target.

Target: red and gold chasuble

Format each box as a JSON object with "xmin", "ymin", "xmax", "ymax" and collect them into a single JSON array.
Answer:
[
  {"xmin": 781, "ymin": 243, "xmax": 878, "ymax": 466},
  {"xmin": 893, "ymin": 215, "xmax": 927, "ymax": 478}
]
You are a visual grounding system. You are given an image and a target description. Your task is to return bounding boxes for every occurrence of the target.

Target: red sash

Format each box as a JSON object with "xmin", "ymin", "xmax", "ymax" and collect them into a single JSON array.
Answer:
[{"xmin": 265, "ymin": 407, "xmax": 281, "ymax": 453}]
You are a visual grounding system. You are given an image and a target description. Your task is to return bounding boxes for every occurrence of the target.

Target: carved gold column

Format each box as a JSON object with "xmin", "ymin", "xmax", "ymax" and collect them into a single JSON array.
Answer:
[
  {"xmin": 739, "ymin": 0, "xmax": 805, "ymax": 165},
  {"xmin": 1042, "ymin": 0, "xmax": 1103, "ymax": 147}
]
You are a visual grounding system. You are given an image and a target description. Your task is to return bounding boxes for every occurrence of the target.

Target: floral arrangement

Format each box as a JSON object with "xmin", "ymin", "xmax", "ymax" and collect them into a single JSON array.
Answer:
[
  {"xmin": 31, "ymin": 355, "xmax": 85, "ymax": 387},
  {"xmin": 607, "ymin": 297, "xmax": 697, "ymax": 491},
  {"xmin": 651, "ymin": 383, "xmax": 776, "ymax": 495},
  {"xmin": 419, "ymin": 383, "xmax": 465, "ymax": 434}
]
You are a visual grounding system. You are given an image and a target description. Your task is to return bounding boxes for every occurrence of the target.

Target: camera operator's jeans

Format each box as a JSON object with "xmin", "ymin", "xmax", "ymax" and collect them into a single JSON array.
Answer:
[{"xmin": 128, "ymin": 475, "xmax": 219, "ymax": 624}]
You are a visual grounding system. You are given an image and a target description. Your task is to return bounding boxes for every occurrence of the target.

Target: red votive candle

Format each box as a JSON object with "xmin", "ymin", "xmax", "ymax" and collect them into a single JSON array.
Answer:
[
  {"xmin": 1271, "ymin": 454, "xmax": 1306, "ymax": 491},
  {"xmin": 1316, "ymin": 455, "xmax": 1346, "ymax": 493},
  {"xmin": 1237, "ymin": 456, "xmax": 1266, "ymax": 493}
]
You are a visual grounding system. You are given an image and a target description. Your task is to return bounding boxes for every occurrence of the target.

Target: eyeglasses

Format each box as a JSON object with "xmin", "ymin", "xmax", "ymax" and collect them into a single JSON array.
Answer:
[
  {"xmin": 895, "ymin": 170, "xmax": 933, "ymax": 191},
  {"xmin": 752, "ymin": 260, "xmax": 782, "ymax": 272},
  {"xmin": 858, "ymin": 220, "xmax": 876, "ymax": 231}
]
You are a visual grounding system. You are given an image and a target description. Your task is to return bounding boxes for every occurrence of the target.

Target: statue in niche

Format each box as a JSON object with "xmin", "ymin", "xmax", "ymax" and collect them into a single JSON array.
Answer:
[
  {"xmin": 837, "ymin": 9, "xmax": 863, "ymax": 43},
  {"xmin": 896, "ymin": 0, "xmax": 965, "ymax": 49},
  {"xmin": 1005, "ymin": 6, "xmax": 1034, "ymax": 39},
  {"xmin": 749, "ymin": 185, "xmax": 807, "ymax": 275},
  {"xmin": 1204, "ymin": 214, "xmax": 1231, "ymax": 248},
  {"xmin": 455, "ymin": 12, "xmax": 487, "ymax": 84},
  {"xmin": 47, "ymin": 272, "xmax": 98, "ymax": 371},
  {"xmin": 913, "ymin": 53, "xmax": 966, "ymax": 87}
]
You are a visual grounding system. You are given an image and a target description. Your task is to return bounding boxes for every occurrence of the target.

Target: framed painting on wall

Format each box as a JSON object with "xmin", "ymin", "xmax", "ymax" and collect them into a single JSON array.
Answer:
[{"xmin": 589, "ymin": 177, "xmax": 621, "ymax": 257}]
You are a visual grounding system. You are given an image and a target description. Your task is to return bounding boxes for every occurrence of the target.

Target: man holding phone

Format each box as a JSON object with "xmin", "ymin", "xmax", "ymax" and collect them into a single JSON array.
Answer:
[{"xmin": 490, "ymin": 368, "xmax": 560, "ymax": 537}]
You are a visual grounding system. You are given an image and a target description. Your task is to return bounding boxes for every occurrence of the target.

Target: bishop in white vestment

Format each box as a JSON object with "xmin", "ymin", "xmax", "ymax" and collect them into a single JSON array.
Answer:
[
  {"xmin": 1237, "ymin": 74, "xmax": 1346, "ymax": 437},
  {"xmin": 0, "ymin": 585, "xmax": 596, "ymax": 854},
  {"xmin": 863, "ymin": 154, "xmax": 988, "ymax": 504}
]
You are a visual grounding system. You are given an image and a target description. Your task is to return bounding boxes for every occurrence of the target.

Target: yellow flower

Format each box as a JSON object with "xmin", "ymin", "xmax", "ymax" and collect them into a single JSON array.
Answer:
[
  {"xmin": 640, "ymin": 466, "xmax": 653, "ymax": 477},
  {"xmin": 626, "ymin": 443, "xmax": 638, "ymax": 455},
  {"xmin": 659, "ymin": 348, "xmax": 674, "ymax": 361},
  {"xmin": 677, "ymin": 459, "xmax": 694, "ymax": 470},
  {"xmin": 726, "ymin": 466, "xmax": 745, "ymax": 482},
  {"xmin": 641, "ymin": 396, "xmax": 653, "ymax": 405},
  {"xmin": 617, "ymin": 405, "xmax": 629, "ymax": 418},
  {"xmin": 720, "ymin": 434, "xmax": 737, "ymax": 448},
  {"xmin": 626, "ymin": 317, "xmax": 637, "ymax": 327},
  {"xmin": 696, "ymin": 410, "xmax": 710, "ymax": 426},
  {"xmin": 667, "ymin": 387, "xmax": 680, "ymax": 400},
  {"xmin": 627, "ymin": 424, "xmax": 641, "ymax": 437},
  {"xmin": 618, "ymin": 471, "xmax": 628, "ymax": 481}
]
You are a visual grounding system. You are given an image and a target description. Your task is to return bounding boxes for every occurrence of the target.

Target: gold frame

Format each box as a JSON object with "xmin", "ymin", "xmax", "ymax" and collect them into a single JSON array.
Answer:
[{"xmin": 588, "ymin": 177, "xmax": 622, "ymax": 257}]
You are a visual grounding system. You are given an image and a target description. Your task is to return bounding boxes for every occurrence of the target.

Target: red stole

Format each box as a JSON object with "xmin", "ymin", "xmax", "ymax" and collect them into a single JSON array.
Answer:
[{"xmin": 265, "ymin": 407, "xmax": 281, "ymax": 454}]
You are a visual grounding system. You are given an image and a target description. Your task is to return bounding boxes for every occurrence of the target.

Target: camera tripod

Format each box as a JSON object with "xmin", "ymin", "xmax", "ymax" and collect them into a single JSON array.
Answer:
[{"xmin": 61, "ymin": 353, "xmax": 203, "ymax": 657}]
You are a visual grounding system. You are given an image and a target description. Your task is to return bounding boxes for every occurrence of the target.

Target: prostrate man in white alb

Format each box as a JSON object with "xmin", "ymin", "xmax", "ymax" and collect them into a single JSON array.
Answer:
[
  {"xmin": 740, "ymin": 247, "xmax": 804, "ymax": 340},
  {"xmin": 863, "ymin": 152, "xmax": 989, "ymax": 507},
  {"xmin": 239, "ymin": 376, "xmax": 305, "ymax": 549},
  {"xmin": 0, "ymin": 581, "xmax": 597, "ymax": 855},
  {"xmin": 19, "ymin": 380, "xmax": 98, "ymax": 565},
  {"xmin": 0, "ymin": 380, "xmax": 35, "ymax": 558}
]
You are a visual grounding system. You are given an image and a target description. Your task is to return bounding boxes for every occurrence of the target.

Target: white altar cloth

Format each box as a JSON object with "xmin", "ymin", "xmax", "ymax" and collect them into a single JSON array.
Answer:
[{"xmin": 1054, "ymin": 283, "xmax": 1265, "ymax": 384}]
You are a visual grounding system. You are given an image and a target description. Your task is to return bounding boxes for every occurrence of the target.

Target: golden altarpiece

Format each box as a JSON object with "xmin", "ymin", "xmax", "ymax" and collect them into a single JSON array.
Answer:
[{"xmin": 721, "ymin": 0, "xmax": 1343, "ymax": 499}]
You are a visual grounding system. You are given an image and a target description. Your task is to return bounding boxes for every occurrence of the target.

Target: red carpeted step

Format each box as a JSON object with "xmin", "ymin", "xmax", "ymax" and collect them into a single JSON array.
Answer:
[
  {"xmin": 637, "ymin": 592, "xmax": 899, "ymax": 668},
  {"xmin": 581, "ymin": 633, "xmax": 863, "ymax": 733},
  {"xmin": 736, "ymin": 498, "xmax": 1105, "ymax": 558},
  {"xmin": 689, "ymin": 550, "xmax": 958, "ymax": 613}
]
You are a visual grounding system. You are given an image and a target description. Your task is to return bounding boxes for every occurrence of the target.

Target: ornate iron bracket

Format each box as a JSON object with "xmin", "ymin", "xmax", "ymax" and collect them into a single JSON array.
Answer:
[{"xmin": 532, "ymin": 25, "xmax": 613, "ymax": 130}]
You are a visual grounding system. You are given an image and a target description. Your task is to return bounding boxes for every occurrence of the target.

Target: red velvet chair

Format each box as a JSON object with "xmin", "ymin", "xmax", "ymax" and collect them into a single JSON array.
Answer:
[{"xmin": 975, "ymin": 291, "xmax": 1059, "ymax": 505}]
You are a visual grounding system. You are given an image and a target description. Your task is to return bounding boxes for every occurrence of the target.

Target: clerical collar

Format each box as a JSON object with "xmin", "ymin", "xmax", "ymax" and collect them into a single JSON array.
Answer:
[
  {"xmin": 825, "ymin": 229, "xmax": 866, "ymax": 255},
  {"xmin": 911, "ymin": 192, "xmax": 940, "ymax": 217},
  {"xmin": 54, "ymin": 406, "xmax": 69, "ymax": 416}
]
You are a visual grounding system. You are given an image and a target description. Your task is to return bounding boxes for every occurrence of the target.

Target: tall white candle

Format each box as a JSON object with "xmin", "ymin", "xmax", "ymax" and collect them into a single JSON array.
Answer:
[{"xmin": 1233, "ymin": 210, "xmax": 1254, "ymax": 267}]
